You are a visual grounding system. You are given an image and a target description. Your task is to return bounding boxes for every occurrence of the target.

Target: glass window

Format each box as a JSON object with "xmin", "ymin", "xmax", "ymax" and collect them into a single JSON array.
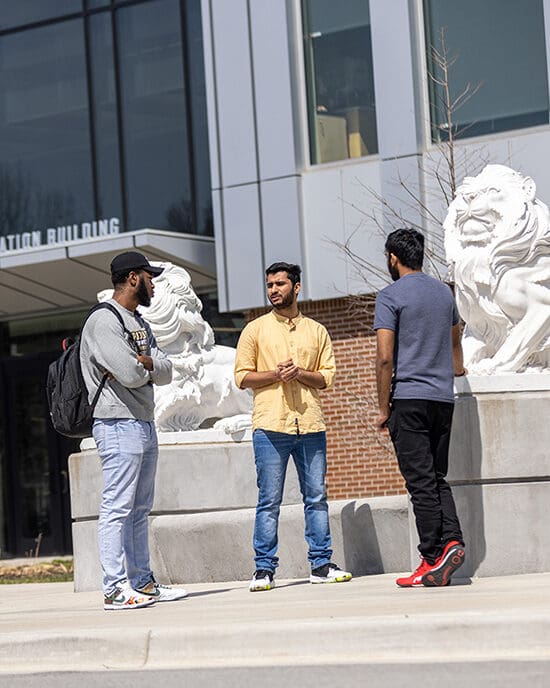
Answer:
[
  {"xmin": 425, "ymin": 0, "xmax": 549, "ymax": 141},
  {"xmin": 88, "ymin": 12, "xmax": 123, "ymax": 220},
  {"xmin": 86, "ymin": 0, "xmax": 110, "ymax": 8},
  {"xmin": 116, "ymin": 0, "xmax": 194, "ymax": 233},
  {"xmin": 0, "ymin": 1, "xmax": 81, "ymax": 30},
  {"xmin": 302, "ymin": 0, "xmax": 378, "ymax": 164},
  {"xmin": 0, "ymin": 20, "xmax": 94, "ymax": 238}
]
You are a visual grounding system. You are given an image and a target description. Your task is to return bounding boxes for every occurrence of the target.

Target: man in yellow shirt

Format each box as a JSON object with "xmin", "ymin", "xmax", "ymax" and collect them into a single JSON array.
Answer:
[{"xmin": 235, "ymin": 262, "xmax": 352, "ymax": 591}]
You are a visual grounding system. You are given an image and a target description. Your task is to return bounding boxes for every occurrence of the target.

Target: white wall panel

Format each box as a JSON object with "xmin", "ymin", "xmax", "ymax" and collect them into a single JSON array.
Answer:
[
  {"xmin": 300, "ymin": 167, "xmax": 348, "ymax": 299},
  {"xmin": 370, "ymin": 0, "xmax": 418, "ymax": 157},
  {"xmin": 508, "ymin": 129, "xmax": 550, "ymax": 203},
  {"xmin": 260, "ymin": 175, "xmax": 303, "ymax": 289},
  {"xmin": 249, "ymin": 0, "xmax": 297, "ymax": 180},
  {"xmin": 200, "ymin": 0, "xmax": 220, "ymax": 190},
  {"xmin": 210, "ymin": 0, "xmax": 257, "ymax": 187},
  {"xmin": 379, "ymin": 154, "xmax": 422, "ymax": 229},
  {"xmin": 340, "ymin": 159, "xmax": 386, "ymax": 294},
  {"xmin": 211, "ymin": 189, "xmax": 228, "ymax": 310},
  {"xmin": 222, "ymin": 184, "xmax": 265, "ymax": 310}
]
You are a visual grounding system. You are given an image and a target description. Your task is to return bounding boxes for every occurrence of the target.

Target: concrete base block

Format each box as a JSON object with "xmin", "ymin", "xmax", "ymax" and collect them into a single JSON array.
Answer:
[
  {"xmin": 453, "ymin": 482, "xmax": 550, "ymax": 577},
  {"xmin": 70, "ymin": 430, "xmax": 301, "ymax": 519},
  {"xmin": 448, "ymin": 386, "xmax": 550, "ymax": 482},
  {"xmin": 73, "ymin": 495, "xmax": 410, "ymax": 591}
]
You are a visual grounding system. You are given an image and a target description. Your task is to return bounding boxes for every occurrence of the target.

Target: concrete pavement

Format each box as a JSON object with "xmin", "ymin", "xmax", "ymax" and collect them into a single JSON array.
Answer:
[{"xmin": 0, "ymin": 571, "xmax": 549, "ymax": 674}]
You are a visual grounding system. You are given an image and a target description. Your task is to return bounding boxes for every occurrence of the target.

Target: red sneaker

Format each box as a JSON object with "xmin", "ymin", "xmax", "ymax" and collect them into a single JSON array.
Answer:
[
  {"xmin": 422, "ymin": 541, "xmax": 465, "ymax": 587},
  {"xmin": 395, "ymin": 559, "xmax": 432, "ymax": 587}
]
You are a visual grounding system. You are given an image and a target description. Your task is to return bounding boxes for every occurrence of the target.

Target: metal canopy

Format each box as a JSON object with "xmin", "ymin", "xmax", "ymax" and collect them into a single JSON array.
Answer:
[{"xmin": 0, "ymin": 229, "xmax": 216, "ymax": 318}]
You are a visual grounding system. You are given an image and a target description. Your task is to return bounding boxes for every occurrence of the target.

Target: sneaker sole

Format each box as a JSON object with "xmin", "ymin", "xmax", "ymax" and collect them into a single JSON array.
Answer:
[
  {"xmin": 149, "ymin": 593, "xmax": 189, "ymax": 602},
  {"xmin": 395, "ymin": 578, "xmax": 450, "ymax": 588},
  {"xmin": 310, "ymin": 574, "xmax": 352, "ymax": 584},
  {"xmin": 395, "ymin": 578, "xmax": 424, "ymax": 588},
  {"xmin": 422, "ymin": 545, "xmax": 465, "ymax": 587},
  {"xmin": 249, "ymin": 582, "xmax": 275, "ymax": 592},
  {"xmin": 103, "ymin": 598, "xmax": 155, "ymax": 611},
  {"xmin": 137, "ymin": 588, "xmax": 189, "ymax": 602}
]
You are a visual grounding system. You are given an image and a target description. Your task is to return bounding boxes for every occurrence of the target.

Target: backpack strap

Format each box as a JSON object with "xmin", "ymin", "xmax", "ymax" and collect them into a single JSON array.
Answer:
[{"xmin": 90, "ymin": 369, "xmax": 110, "ymax": 410}]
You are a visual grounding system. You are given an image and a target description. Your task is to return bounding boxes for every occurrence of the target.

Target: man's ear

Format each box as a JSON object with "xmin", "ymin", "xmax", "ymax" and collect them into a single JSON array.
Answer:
[{"xmin": 294, "ymin": 282, "xmax": 301, "ymax": 296}]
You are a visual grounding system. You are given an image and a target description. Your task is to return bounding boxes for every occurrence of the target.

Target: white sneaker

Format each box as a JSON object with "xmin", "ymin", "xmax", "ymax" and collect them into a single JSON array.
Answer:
[
  {"xmin": 310, "ymin": 562, "xmax": 352, "ymax": 584},
  {"xmin": 103, "ymin": 583, "xmax": 155, "ymax": 611},
  {"xmin": 249, "ymin": 569, "xmax": 275, "ymax": 592},
  {"xmin": 136, "ymin": 580, "xmax": 188, "ymax": 602}
]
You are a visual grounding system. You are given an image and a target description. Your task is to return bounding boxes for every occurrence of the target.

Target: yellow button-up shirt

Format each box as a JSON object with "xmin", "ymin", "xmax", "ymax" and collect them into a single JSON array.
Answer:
[{"xmin": 234, "ymin": 310, "xmax": 336, "ymax": 434}]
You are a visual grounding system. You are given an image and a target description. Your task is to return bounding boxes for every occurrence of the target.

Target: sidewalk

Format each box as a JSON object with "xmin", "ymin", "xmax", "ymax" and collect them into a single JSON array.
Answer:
[{"xmin": 0, "ymin": 571, "xmax": 549, "ymax": 673}]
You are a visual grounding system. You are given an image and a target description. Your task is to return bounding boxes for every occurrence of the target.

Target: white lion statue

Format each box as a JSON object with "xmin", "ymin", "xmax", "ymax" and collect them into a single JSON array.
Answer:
[
  {"xmin": 444, "ymin": 164, "xmax": 550, "ymax": 374},
  {"xmin": 98, "ymin": 263, "xmax": 252, "ymax": 432}
]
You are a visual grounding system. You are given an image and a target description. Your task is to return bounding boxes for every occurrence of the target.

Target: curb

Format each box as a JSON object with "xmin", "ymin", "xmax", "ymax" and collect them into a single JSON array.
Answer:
[{"xmin": 2, "ymin": 611, "xmax": 549, "ymax": 673}]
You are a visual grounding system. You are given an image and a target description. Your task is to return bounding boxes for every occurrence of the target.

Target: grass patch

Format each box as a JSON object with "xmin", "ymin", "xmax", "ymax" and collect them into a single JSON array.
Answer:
[{"xmin": 0, "ymin": 559, "xmax": 74, "ymax": 584}]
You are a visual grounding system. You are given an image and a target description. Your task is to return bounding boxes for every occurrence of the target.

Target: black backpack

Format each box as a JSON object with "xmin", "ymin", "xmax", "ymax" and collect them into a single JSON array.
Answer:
[{"xmin": 46, "ymin": 302, "xmax": 132, "ymax": 438}]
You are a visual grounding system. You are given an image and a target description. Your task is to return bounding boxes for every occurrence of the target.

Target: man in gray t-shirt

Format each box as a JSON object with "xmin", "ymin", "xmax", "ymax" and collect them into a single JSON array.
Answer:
[
  {"xmin": 374, "ymin": 229, "xmax": 467, "ymax": 588},
  {"xmin": 81, "ymin": 251, "xmax": 186, "ymax": 610}
]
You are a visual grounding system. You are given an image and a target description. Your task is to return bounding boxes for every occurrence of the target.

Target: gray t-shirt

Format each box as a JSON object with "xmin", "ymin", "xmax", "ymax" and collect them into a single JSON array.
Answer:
[
  {"xmin": 374, "ymin": 272, "xmax": 459, "ymax": 403},
  {"xmin": 80, "ymin": 299, "xmax": 172, "ymax": 421}
]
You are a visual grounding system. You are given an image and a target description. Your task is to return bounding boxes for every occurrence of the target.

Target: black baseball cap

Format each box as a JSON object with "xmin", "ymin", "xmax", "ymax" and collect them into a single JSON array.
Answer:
[{"xmin": 110, "ymin": 251, "xmax": 164, "ymax": 277}]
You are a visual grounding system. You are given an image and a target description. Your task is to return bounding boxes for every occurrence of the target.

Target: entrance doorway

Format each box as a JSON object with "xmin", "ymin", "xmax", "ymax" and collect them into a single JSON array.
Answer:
[{"xmin": 0, "ymin": 353, "xmax": 80, "ymax": 557}]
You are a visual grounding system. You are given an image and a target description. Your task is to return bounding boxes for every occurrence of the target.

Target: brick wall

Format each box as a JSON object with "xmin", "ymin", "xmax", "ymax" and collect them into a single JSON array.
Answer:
[{"xmin": 246, "ymin": 297, "xmax": 405, "ymax": 499}]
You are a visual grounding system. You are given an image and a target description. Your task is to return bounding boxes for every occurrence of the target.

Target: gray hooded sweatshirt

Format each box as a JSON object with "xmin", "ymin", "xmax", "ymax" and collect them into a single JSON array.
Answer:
[{"xmin": 80, "ymin": 299, "xmax": 172, "ymax": 421}]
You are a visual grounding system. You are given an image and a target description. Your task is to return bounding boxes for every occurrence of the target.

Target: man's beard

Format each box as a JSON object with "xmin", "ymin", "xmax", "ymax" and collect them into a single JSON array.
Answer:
[
  {"xmin": 137, "ymin": 275, "xmax": 151, "ymax": 307},
  {"xmin": 270, "ymin": 292, "xmax": 295, "ymax": 309}
]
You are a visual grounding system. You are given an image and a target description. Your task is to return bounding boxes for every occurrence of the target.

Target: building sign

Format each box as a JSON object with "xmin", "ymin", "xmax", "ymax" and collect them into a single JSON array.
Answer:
[{"xmin": 0, "ymin": 217, "xmax": 120, "ymax": 253}]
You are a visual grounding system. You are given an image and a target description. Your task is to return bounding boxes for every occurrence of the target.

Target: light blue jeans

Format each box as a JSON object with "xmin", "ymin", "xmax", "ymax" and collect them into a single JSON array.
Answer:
[
  {"xmin": 252, "ymin": 429, "xmax": 332, "ymax": 572},
  {"xmin": 93, "ymin": 419, "xmax": 158, "ymax": 595}
]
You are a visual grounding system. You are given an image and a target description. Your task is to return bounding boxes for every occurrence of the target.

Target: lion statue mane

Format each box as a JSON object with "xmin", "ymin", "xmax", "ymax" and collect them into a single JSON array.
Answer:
[
  {"xmin": 98, "ymin": 262, "xmax": 252, "ymax": 432},
  {"xmin": 444, "ymin": 164, "xmax": 550, "ymax": 374}
]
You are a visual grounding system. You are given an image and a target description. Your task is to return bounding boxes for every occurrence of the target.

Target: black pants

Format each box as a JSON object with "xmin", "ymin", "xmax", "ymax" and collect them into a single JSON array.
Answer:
[{"xmin": 387, "ymin": 399, "xmax": 463, "ymax": 564}]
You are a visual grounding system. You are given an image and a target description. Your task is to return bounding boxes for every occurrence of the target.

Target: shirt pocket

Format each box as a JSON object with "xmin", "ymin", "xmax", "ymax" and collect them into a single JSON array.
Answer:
[{"xmin": 297, "ymin": 343, "xmax": 319, "ymax": 370}]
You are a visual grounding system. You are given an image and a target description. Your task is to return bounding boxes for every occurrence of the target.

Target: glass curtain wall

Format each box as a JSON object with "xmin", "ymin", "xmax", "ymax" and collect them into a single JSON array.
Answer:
[
  {"xmin": 117, "ymin": 0, "xmax": 194, "ymax": 233},
  {"xmin": 424, "ymin": 0, "xmax": 549, "ymax": 141},
  {"xmin": 0, "ymin": 0, "xmax": 212, "ymax": 240},
  {"xmin": 302, "ymin": 0, "xmax": 378, "ymax": 164},
  {"xmin": 0, "ymin": 19, "xmax": 95, "ymax": 235},
  {"xmin": 0, "ymin": 1, "xmax": 81, "ymax": 30}
]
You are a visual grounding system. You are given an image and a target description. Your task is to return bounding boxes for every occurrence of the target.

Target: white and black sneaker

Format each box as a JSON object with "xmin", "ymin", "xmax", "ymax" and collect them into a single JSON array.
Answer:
[
  {"xmin": 310, "ymin": 562, "xmax": 352, "ymax": 584},
  {"xmin": 249, "ymin": 569, "xmax": 275, "ymax": 592},
  {"xmin": 135, "ymin": 579, "xmax": 188, "ymax": 602},
  {"xmin": 103, "ymin": 581, "xmax": 155, "ymax": 611}
]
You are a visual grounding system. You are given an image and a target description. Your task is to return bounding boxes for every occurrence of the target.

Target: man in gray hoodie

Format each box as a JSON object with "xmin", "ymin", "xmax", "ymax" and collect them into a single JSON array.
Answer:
[{"xmin": 81, "ymin": 251, "xmax": 185, "ymax": 610}]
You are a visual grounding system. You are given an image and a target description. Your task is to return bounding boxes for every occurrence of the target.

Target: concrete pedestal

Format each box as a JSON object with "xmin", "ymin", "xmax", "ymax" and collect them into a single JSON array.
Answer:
[
  {"xmin": 70, "ymin": 429, "xmax": 409, "ymax": 591},
  {"xmin": 408, "ymin": 375, "xmax": 550, "ymax": 576}
]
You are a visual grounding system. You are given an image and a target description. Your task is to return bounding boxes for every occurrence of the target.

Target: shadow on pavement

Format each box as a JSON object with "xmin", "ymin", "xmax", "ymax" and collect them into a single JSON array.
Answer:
[{"xmin": 187, "ymin": 587, "xmax": 235, "ymax": 598}]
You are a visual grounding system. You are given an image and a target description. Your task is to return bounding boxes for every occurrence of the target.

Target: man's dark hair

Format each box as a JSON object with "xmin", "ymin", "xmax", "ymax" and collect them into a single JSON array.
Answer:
[
  {"xmin": 385, "ymin": 229, "xmax": 424, "ymax": 270},
  {"xmin": 265, "ymin": 262, "xmax": 302, "ymax": 286}
]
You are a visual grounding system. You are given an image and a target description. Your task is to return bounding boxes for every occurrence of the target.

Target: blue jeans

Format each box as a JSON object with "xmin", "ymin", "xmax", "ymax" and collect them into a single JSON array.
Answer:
[
  {"xmin": 252, "ymin": 429, "xmax": 332, "ymax": 572},
  {"xmin": 93, "ymin": 419, "xmax": 158, "ymax": 595}
]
